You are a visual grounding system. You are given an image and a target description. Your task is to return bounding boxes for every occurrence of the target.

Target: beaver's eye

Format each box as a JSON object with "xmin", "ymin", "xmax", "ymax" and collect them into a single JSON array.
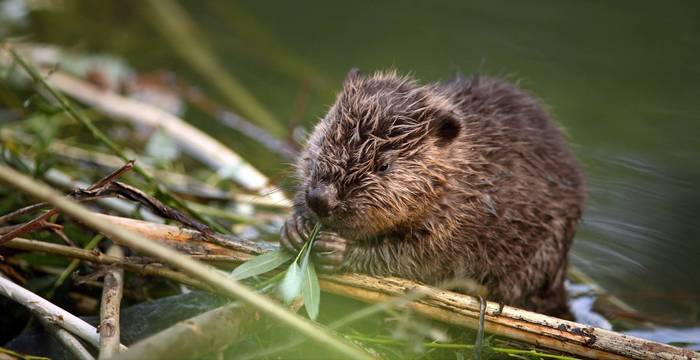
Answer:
[{"xmin": 377, "ymin": 163, "xmax": 391, "ymax": 174}]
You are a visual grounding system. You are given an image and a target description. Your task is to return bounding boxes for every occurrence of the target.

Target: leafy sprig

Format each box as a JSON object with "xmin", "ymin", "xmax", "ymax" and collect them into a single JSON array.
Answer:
[{"xmin": 232, "ymin": 223, "xmax": 322, "ymax": 319}]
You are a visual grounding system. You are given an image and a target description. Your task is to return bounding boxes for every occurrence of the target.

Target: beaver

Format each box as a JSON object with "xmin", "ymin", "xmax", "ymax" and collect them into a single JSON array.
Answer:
[{"xmin": 280, "ymin": 69, "xmax": 585, "ymax": 317}]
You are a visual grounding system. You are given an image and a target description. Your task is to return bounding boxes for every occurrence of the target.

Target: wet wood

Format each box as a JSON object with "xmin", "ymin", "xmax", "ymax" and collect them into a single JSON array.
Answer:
[
  {"xmin": 0, "ymin": 274, "xmax": 103, "ymax": 349},
  {"xmin": 4, "ymin": 238, "xmax": 207, "ymax": 290},
  {"xmin": 113, "ymin": 303, "xmax": 260, "ymax": 360},
  {"xmin": 98, "ymin": 245, "xmax": 125, "ymax": 359},
  {"xmin": 93, "ymin": 214, "xmax": 698, "ymax": 360}
]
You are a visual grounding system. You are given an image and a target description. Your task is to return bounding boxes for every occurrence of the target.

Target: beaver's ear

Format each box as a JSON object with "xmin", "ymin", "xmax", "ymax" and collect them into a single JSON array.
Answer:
[
  {"xmin": 343, "ymin": 68, "xmax": 361, "ymax": 85},
  {"xmin": 430, "ymin": 112, "xmax": 461, "ymax": 147}
]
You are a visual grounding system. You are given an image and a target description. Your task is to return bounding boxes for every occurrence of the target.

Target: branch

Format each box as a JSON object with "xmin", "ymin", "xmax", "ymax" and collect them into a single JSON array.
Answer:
[
  {"xmin": 0, "ymin": 160, "xmax": 134, "ymax": 245},
  {"xmin": 83, "ymin": 215, "xmax": 698, "ymax": 360},
  {"xmin": 46, "ymin": 234, "xmax": 104, "ymax": 299},
  {"xmin": 98, "ymin": 245, "xmax": 125, "ymax": 359},
  {"xmin": 91, "ymin": 214, "xmax": 272, "ymax": 259},
  {"xmin": 0, "ymin": 273, "xmax": 114, "ymax": 350},
  {"xmin": 4, "ymin": 238, "xmax": 208, "ymax": 290},
  {"xmin": 0, "ymin": 164, "xmax": 372, "ymax": 360},
  {"xmin": 73, "ymin": 181, "xmax": 213, "ymax": 236},
  {"xmin": 38, "ymin": 317, "xmax": 95, "ymax": 360},
  {"xmin": 0, "ymin": 202, "xmax": 49, "ymax": 225},
  {"xmin": 113, "ymin": 303, "xmax": 259, "ymax": 360}
]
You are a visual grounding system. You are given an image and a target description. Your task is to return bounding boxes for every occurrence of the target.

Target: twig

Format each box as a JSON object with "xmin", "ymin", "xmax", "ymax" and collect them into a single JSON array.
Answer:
[
  {"xmin": 0, "ymin": 160, "xmax": 134, "ymax": 245},
  {"xmin": 4, "ymin": 238, "xmax": 208, "ymax": 290},
  {"xmin": 48, "ymin": 225, "xmax": 78, "ymax": 248},
  {"xmin": 38, "ymin": 316, "xmax": 95, "ymax": 360},
  {"xmin": 75, "ymin": 181, "xmax": 212, "ymax": 236},
  {"xmin": 98, "ymin": 245, "xmax": 125, "ymax": 359},
  {"xmin": 36, "ymin": 160, "xmax": 165, "ymax": 223},
  {"xmin": 46, "ymin": 234, "xmax": 104, "ymax": 299},
  {"xmin": 0, "ymin": 164, "xmax": 372, "ymax": 360},
  {"xmin": 2, "ymin": 158, "xmax": 213, "ymax": 239},
  {"xmin": 0, "ymin": 273, "xmax": 121, "ymax": 350},
  {"xmin": 15, "ymin": 50, "xmax": 284, "ymax": 198},
  {"xmin": 474, "ymin": 296, "xmax": 486, "ymax": 360},
  {"xmin": 0, "ymin": 202, "xmax": 48, "ymax": 224}
]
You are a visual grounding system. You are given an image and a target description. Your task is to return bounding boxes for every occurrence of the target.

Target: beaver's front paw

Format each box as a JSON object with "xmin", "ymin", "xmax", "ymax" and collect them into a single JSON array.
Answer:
[
  {"xmin": 279, "ymin": 213, "xmax": 312, "ymax": 253},
  {"xmin": 312, "ymin": 231, "xmax": 348, "ymax": 273}
]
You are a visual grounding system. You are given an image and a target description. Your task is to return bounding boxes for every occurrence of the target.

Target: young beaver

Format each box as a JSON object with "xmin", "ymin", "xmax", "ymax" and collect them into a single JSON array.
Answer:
[{"xmin": 280, "ymin": 69, "xmax": 585, "ymax": 316}]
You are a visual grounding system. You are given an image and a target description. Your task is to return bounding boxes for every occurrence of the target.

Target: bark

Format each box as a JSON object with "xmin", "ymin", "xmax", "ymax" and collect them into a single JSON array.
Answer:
[
  {"xmin": 0, "ymin": 274, "xmax": 102, "ymax": 349},
  {"xmin": 98, "ymin": 245, "xmax": 125, "ymax": 359},
  {"xmin": 113, "ymin": 303, "xmax": 259, "ymax": 360},
  {"xmin": 94, "ymin": 214, "xmax": 698, "ymax": 360}
]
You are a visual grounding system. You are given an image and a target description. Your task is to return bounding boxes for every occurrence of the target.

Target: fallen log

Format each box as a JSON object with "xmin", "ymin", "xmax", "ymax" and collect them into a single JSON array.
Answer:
[{"xmin": 92, "ymin": 214, "xmax": 698, "ymax": 360}]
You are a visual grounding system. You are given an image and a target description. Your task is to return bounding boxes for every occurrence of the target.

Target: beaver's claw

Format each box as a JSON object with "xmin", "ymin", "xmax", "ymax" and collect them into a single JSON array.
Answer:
[
  {"xmin": 280, "ymin": 214, "xmax": 349, "ymax": 272},
  {"xmin": 312, "ymin": 231, "xmax": 348, "ymax": 273},
  {"xmin": 279, "ymin": 213, "xmax": 311, "ymax": 253}
]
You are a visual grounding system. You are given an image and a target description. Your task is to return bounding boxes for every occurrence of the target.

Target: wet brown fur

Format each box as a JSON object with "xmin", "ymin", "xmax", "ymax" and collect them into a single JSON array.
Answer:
[{"xmin": 280, "ymin": 70, "xmax": 585, "ymax": 317}]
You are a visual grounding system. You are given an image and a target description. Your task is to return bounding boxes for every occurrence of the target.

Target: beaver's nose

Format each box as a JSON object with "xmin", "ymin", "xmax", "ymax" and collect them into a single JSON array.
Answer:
[{"xmin": 306, "ymin": 184, "xmax": 337, "ymax": 218}]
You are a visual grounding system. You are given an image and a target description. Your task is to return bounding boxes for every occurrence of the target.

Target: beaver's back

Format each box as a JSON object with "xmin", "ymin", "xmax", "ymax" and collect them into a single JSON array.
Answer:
[{"xmin": 443, "ymin": 75, "xmax": 585, "ymax": 316}]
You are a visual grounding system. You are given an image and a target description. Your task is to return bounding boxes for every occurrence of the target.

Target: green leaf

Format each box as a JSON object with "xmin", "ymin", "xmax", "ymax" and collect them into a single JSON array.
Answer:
[
  {"xmin": 279, "ymin": 261, "xmax": 303, "ymax": 303},
  {"xmin": 278, "ymin": 222, "xmax": 323, "ymax": 306},
  {"xmin": 231, "ymin": 249, "xmax": 294, "ymax": 280},
  {"xmin": 302, "ymin": 260, "xmax": 321, "ymax": 320}
]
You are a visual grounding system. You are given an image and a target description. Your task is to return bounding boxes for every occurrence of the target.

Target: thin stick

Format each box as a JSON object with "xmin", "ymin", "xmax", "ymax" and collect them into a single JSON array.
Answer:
[
  {"xmin": 0, "ymin": 273, "xmax": 104, "ymax": 349},
  {"xmin": 98, "ymin": 245, "xmax": 125, "ymax": 359},
  {"xmin": 46, "ymin": 234, "xmax": 104, "ymax": 299},
  {"xmin": 0, "ymin": 202, "xmax": 48, "ymax": 224},
  {"xmin": 0, "ymin": 164, "xmax": 372, "ymax": 360},
  {"xmin": 4, "ymin": 238, "xmax": 208, "ymax": 290},
  {"xmin": 0, "ymin": 160, "xmax": 134, "ymax": 245},
  {"xmin": 38, "ymin": 317, "xmax": 95, "ymax": 360}
]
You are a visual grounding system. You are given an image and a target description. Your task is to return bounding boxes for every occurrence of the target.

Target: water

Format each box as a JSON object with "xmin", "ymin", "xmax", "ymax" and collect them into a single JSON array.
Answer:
[{"xmin": 3, "ymin": 0, "xmax": 699, "ymax": 322}]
